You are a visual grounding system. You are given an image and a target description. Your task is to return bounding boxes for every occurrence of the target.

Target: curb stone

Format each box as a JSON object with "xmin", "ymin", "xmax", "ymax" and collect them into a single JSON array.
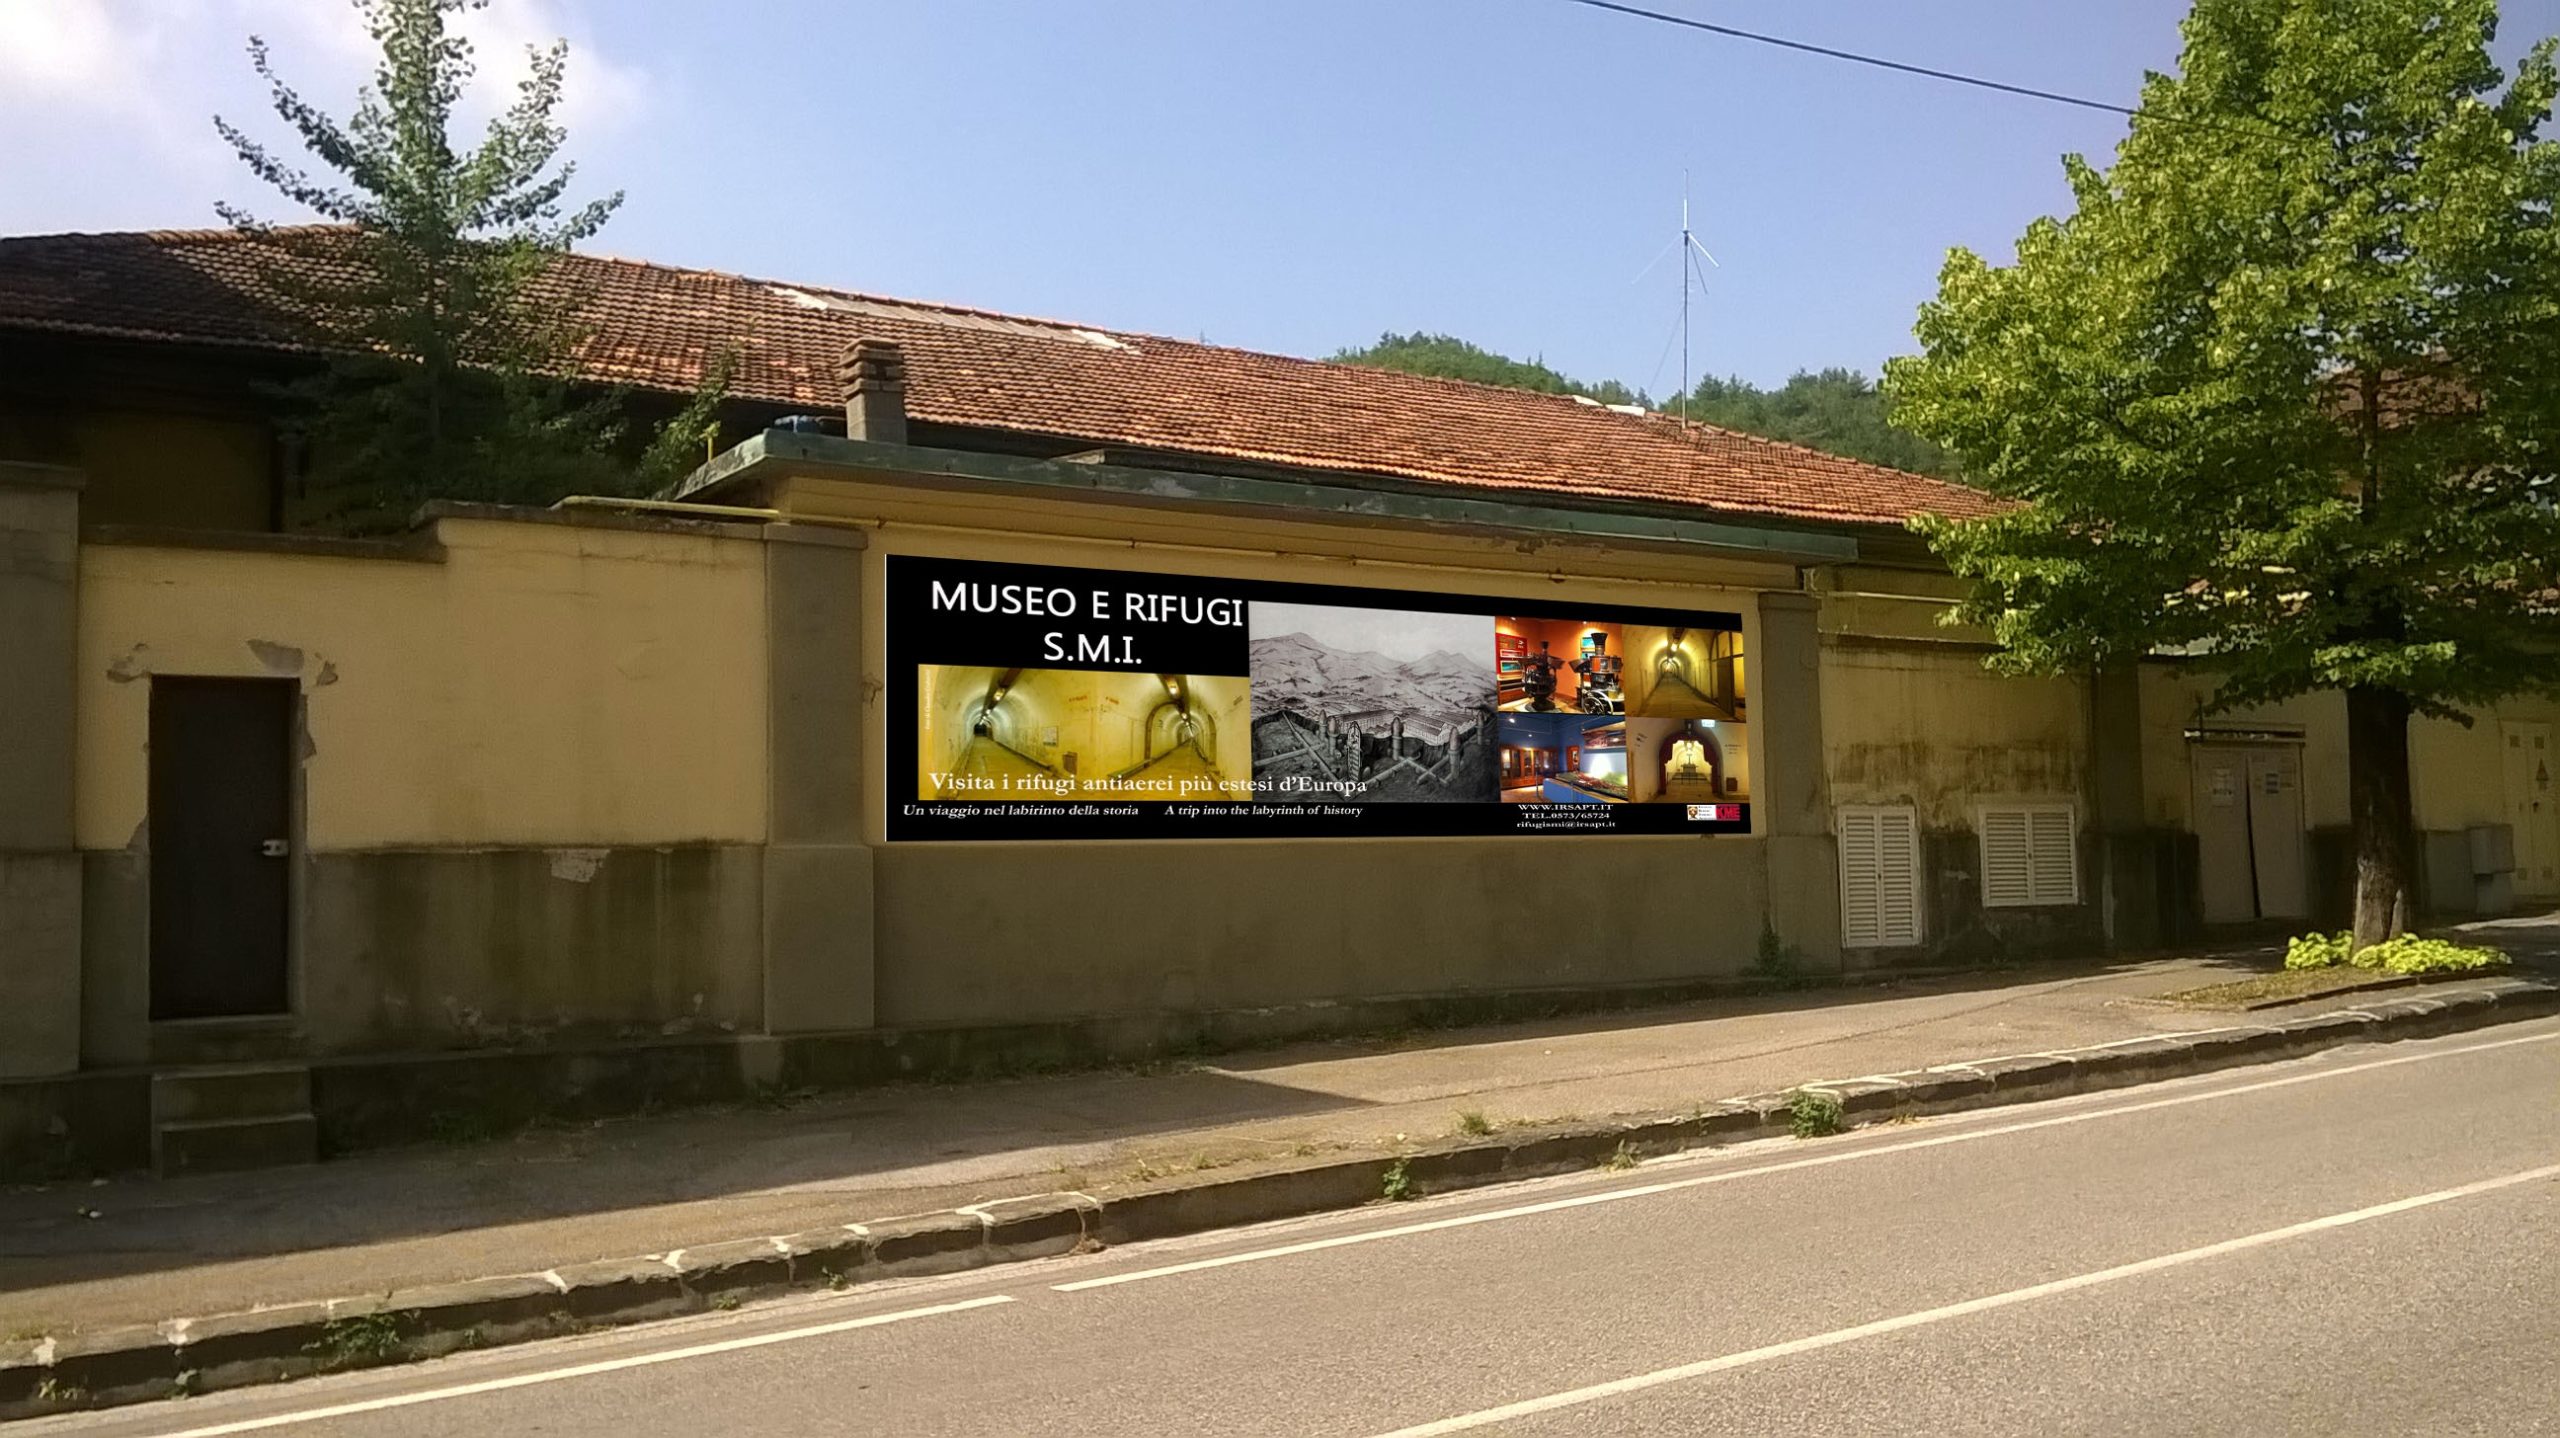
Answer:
[{"xmin": 5, "ymin": 975, "xmax": 2552, "ymax": 1420}]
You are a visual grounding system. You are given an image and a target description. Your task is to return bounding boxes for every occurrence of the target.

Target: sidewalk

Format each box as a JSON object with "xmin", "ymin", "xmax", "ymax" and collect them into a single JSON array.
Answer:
[{"xmin": 7, "ymin": 921, "xmax": 2555, "ymax": 1339}]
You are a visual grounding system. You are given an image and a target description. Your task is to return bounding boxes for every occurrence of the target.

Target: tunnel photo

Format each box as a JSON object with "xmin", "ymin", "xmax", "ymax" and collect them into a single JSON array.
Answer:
[
  {"xmin": 916, "ymin": 665, "xmax": 1252, "ymax": 800},
  {"xmin": 1622, "ymin": 623, "xmax": 1746, "ymax": 721}
]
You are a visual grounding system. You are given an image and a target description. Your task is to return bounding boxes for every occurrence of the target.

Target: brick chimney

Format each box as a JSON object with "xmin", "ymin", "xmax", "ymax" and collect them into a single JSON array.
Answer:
[{"xmin": 839, "ymin": 338, "xmax": 908, "ymax": 446}]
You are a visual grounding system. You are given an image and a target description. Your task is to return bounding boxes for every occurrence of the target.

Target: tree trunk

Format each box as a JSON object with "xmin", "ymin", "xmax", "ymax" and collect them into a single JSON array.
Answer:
[{"xmin": 2346, "ymin": 684, "xmax": 2415, "ymax": 951}]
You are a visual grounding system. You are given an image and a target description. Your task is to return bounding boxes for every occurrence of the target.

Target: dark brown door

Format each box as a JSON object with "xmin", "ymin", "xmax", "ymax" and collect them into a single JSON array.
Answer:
[{"xmin": 150, "ymin": 677, "xmax": 294, "ymax": 1020}]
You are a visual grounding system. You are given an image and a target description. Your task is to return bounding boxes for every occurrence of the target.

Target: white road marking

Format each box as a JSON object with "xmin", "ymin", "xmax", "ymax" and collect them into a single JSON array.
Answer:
[
  {"xmin": 1371, "ymin": 1159, "xmax": 2560, "ymax": 1436},
  {"xmin": 1055, "ymin": 1026, "xmax": 2560, "ymax": 1293},
  {"xmin": 142, "ymin": 1295, "xmax": 1017, "ymax": 1437}
]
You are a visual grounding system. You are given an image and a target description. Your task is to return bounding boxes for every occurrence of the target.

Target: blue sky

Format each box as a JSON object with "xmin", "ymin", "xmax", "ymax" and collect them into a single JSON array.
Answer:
[{"xmin": 4, "ymin": 1, "xmax": 2555, "ymax": 387}]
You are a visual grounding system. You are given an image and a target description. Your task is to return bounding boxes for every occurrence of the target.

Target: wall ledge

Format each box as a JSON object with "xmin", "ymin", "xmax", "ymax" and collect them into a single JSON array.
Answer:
[{"xmin": 82, "ymin": 524, "xmax": 445, "ymax": 564}]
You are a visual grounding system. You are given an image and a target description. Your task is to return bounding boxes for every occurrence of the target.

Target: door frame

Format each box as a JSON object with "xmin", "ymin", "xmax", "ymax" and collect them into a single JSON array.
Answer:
[
  {"xmin": 2503, "ymin": 720, "xmax": 2558, "ymax": 897},
  {"xmin": 2188, "ymin": 732, "xmax": 2310, "ymax": 924},
  {"xmin": 146, "ymin": 674, "xmax": 307, "ymax": 1026}
]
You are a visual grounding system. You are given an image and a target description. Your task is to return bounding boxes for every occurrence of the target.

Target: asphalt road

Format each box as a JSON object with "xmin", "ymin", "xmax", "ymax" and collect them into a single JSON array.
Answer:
[{"xmin": 31, "ymin": 1017, "xmax": 2560, "ymax": 1437}]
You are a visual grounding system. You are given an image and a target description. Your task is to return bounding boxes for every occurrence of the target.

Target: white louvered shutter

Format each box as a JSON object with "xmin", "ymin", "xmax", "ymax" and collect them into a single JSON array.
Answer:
[
  {"xmin": 1839, "ymin": 805, "xmax": 1921, "ymax": 948},
  {"xmin": 1979, "ymin": 807, "xmax": 2033, "ymax": 908},
  {"xmin": 1979, "ymin": 804, "xmax": 2079, "ymax": 907},
  {"xmin": 2028, "ymin": 806, "xmax": 2079, "ymax": 904}
]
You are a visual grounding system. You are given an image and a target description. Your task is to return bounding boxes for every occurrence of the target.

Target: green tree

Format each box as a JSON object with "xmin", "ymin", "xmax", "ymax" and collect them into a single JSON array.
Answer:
[
  {"xmin": 1679, "ymin": 369, "xmax": 1955, "ymax": 476},
  {"xmin": 1886, "ymin": 0, "xmax": 2560, "ymax": 949},
  {"xmin": 216, "ymin": 0, "xmax": 635, "ymax": 522},
  {"xmin": 1331, "ymin": 332, "xmax": 1648, "ymax": 406},
  {"xmin": 1334, "ymin": 333, "xmax": 1953, "ymax": 473}
]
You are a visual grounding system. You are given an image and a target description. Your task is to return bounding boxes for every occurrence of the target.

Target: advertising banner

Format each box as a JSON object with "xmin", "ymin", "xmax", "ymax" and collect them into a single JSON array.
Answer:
[{"xmin": 892, "ymin": 554, "xmax": 1754, "ymax": 841}]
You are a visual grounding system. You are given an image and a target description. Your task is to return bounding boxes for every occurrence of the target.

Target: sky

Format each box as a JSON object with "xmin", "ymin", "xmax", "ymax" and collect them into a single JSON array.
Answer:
[{"xmin": 3, "ymin": 0, "xmax": 2556, "ymax": 389}]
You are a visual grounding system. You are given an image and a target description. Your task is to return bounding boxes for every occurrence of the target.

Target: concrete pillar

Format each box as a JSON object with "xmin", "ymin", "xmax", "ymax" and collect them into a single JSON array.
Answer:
[
  {"xmin": 0, "ymin": 463, "xmax": 83, "ymax": 1077},
  {"xmin": 759, "ymin": 524, "xmax": 876, "ymax": 1032},
  {"xmin": 1754, "ymin": 590, "xmax": 1842, "ymax": 964},
  {"xmin": 2089, "ymin": 665, "xmax": 2162, "ymax": 950}
]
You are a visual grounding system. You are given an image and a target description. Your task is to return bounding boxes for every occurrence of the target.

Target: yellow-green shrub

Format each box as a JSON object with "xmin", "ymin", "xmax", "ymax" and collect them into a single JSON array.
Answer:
[
  {"xmin": 2282, "ymin": 930, "xmax": 2506, "ymax": 975},
  {"xmin": 2284, "ymin": 931, "xmax": 2353, "ymax": 970}
]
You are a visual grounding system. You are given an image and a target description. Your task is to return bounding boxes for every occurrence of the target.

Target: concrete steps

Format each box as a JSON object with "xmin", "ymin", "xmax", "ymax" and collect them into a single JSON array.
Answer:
[{"xmin": 150, "ymin": 1065, "xmax": 316, "ymax": 1176}]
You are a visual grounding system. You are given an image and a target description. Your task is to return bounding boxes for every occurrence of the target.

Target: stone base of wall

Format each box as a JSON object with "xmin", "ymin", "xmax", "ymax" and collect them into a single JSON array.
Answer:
[{"xmin": 0, "ymin": 1070, "xmax": 149, "ymax": 1178}]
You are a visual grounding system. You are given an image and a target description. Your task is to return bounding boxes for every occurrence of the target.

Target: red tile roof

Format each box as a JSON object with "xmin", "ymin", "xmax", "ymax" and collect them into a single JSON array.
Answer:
[{"xmin": 0, "ymin": 227, "xmax": 1994, "ymax": 529}]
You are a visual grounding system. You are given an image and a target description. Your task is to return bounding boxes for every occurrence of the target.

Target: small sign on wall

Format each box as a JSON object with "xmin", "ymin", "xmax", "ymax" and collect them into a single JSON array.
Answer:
[{"xmin": 2208, "ymin": 766, "xmax": 2239, "ymax": 808}]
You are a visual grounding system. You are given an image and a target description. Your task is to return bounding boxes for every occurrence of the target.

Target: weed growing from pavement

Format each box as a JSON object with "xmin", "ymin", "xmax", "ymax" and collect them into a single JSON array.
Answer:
[
  {"xmin": 32, "ymin": 1378, "xmax": 87, "ymax": 1407},
  {"xmin": 1380, "ymin": 1158, "xmax": 1416, "ymax": 1202},
  {"xmin": 306, "ymin": 1311, "xmax": 406, "ymax": 1370},
  {"xmin": 708, "ymin": 1293, "xmax": 742, "ymax": 1312},
  {"xmin": 1787, "ymin": 1091, "xmax": 1847, "ymax": 1139},
  {"xmin": 1601, "ymin": 1141, "xmax": 1641, "ymax": 1172},
  {"xmin": 1751, "ymin": 927, "xmax": 1813, "ymax": 989},
  {"xmin": 1454, "ymin": 1110, "xmax": 1496, "ymax": 1137}
]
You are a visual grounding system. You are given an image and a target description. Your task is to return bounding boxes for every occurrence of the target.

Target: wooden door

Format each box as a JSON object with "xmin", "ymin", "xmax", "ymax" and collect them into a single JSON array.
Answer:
[
  {"xmin": 149, "ymin": 677, "xmax": 295, "ymax": 1020},
  {"xmin": 2507, "ymin": 722, "xmax": 2557, "ymax": 895}
]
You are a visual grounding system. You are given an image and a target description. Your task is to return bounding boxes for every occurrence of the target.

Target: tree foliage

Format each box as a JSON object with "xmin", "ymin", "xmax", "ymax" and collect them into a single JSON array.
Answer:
[
  {"xmin": 217, "ymin": 0, "xmax": 662, "ymax": 523},
  {"xmin": 1885, "ymin": 0, "xmax": 2560, "ymax": 944},
  {"xmin": 1681, "ymin": 369, "xmax": 1955, "ymax": 476},
  {"xmin": 1333, "ymin": 334, "xmax": 1951, "ymax": 473},
  {"xmin": 1332, "ymin": 332, "xmax": 1649, "ymax": 407}
]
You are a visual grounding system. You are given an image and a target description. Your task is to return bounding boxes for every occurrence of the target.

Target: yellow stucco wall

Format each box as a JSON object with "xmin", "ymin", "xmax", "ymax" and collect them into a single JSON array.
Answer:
[
  {"xmin": 75, "ymin": 515, "xmax": 769, "ymax": 851},
  {"xmin": 2410, "ymin": 696, "xmax": 2560, "ymax": 829},
  {"xmin": 1820, "ymin": 642, "xmax": 2087, "ymax": 829}
]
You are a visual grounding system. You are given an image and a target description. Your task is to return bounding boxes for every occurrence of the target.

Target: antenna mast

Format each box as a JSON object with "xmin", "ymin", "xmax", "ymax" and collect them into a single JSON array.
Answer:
[{"xmin": 1678, "ymin": 170, "xmax": 1720, "ymax": 423}]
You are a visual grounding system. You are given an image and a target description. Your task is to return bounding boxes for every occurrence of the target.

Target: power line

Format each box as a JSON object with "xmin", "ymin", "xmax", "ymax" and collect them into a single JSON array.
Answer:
[{"xmin": 1559, "ymin": 0, "xmax": 2144, "ymax": 121}]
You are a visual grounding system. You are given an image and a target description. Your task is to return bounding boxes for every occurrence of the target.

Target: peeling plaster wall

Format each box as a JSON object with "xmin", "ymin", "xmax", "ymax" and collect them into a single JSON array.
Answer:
[
  {"xmin": 1821, "ymin": 643, "xmax": 2088, "ymax": 826},
  {"xmin": 71, "ymin": 518, "xmax": 772, "ymax": 1054}
]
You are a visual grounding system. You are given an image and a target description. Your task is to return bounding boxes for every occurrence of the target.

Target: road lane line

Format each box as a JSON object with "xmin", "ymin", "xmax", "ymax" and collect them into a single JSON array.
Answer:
[
  {"xmin": 143, "ymin": 1295, "xmax": 1017, "ymax": 1437},
  {"xmin": 1370, "ymin": 1160, "xmax": 2560, "ymax": 1436},
  {"xmin": 1057, "ymin": 1025, "xmax": 2560, "ymax": 1293}
]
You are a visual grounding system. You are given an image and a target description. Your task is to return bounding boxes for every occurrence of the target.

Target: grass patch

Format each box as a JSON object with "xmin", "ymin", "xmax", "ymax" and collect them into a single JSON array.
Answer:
[
  {"xmin": 1454, "ymin": 1110, "xmax": 1496, "ymax": 1138},
  {"xmin": 1600, "ymin": 1141, "xmax": 1640, "ymax": 1172},
  {"xmin": 1787, "ymin": 1090, "xmax": 1847, "ymax": 1140},
  {"xmin": 2159, "ymin": 966, "xmax": 2412, "ymax": 1010}
]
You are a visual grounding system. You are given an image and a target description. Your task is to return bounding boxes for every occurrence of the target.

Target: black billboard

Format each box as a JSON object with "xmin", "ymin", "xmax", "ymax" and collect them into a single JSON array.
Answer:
[{"xmin": 890, "ymin": 554, "xmax": 1755, "ymax": 841}]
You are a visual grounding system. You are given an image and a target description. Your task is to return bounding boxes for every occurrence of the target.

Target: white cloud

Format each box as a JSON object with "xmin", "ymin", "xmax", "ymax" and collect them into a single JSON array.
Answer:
[
  {"xmin": 0, "ymin": 0, "xmax": 647, "ymax": 233},
  {"xmin": 0, "ymin": 0, "xmax": 128, "ymax": 98}
]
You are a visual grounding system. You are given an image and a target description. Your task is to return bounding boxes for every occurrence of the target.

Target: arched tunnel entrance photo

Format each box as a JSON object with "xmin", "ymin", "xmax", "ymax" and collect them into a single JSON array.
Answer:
[{"xmin": 916, "ymin": 665, "xmax": 1251, "ymax": 799}]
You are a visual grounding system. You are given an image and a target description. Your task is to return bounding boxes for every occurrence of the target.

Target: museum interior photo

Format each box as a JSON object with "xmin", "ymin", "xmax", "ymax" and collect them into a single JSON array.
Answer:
[
  {"xmin": 1625, "ymin": 717, "xmax": 1750, "ymax": 803},
  {"xmin": 1496, "ymin": 618, "xmax": 1624, "ymax": 714},
  {"xmin": 1498, "ymin": 712, "xmax": 1627, "ymax": 802}
]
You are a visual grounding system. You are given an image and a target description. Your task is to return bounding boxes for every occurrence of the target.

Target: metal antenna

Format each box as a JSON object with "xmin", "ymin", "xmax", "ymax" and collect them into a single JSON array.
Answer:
[{"xmin": 1677, "ymin": 170, "xmax": 1720, "ymax": 423}]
